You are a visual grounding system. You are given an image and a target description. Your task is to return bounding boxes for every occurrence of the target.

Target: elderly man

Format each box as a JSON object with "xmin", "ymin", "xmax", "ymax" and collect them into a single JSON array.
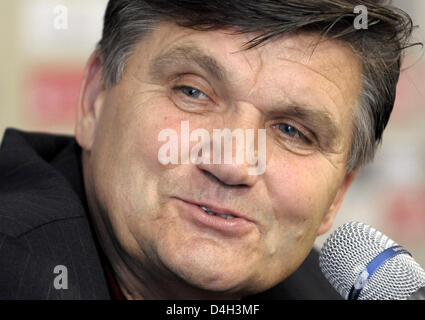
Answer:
[{"xmin": 0, "ymin": 0, "xmax": 414, "ymax": 299}]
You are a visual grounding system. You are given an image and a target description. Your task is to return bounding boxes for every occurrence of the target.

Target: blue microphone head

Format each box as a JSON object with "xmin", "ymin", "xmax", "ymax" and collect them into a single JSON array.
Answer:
[{"xmin": 319, "ymin": 221, "xmax": 425, "ymax": 300}]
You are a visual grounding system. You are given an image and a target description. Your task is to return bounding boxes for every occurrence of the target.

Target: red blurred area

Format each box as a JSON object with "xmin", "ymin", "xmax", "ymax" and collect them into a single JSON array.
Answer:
[
  {"xmin": 24, "ymin": 66, "xmax": 83, "ymax": 125},
  {"xmin": 383, "ymin": 187, "xmax": 425, "ymax": 244}
]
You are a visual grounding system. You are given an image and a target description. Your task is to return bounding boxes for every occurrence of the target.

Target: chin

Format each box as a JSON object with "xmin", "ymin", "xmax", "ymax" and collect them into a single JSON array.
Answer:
[{"xmin": 157, "ymin": 240, "xmax": 258, "ymax": 294}]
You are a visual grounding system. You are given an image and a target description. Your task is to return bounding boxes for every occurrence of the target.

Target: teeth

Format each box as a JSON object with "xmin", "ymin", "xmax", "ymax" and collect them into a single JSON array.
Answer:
[
  {"xmin": 199, "ymin": 205, "xmax": 235, "ymax": 219},
  {"xmin": 221, "ymin": 214, "xmax": 235, "ymax": 220}
]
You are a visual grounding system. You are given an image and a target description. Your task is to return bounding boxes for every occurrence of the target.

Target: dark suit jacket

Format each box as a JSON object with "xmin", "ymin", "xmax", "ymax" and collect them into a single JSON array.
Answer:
[{"xmin": 0, "ymin": 128, "xmax": 341, "ymax": 300}]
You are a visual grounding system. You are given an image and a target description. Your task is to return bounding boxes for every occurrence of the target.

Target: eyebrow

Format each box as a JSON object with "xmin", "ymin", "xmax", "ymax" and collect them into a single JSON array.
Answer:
[{"xmin": 149, "ymin": 44, "xmax": 227, "ymax": 82}]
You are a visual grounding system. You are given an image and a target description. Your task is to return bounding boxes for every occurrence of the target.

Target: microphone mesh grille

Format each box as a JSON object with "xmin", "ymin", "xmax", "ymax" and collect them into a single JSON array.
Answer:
[{"xmin": 319, "ymin": 222, "xmax": 425, "ymax": 300}]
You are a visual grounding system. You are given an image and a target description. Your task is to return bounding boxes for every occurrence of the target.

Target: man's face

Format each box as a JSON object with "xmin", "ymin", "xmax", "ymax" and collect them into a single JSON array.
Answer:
[{"xmin": 77, "ymin": 22, "xmax": 361, "ymax": 297}]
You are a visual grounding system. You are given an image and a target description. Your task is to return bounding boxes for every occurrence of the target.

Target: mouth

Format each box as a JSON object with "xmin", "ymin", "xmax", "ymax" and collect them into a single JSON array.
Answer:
[
  {"xmin": 174, "ymin": 198, "xmax": 255, "ymax": 235},
  {"xmin": 198, "ymin": 205, "xmax": 237, "ymax": 220}
]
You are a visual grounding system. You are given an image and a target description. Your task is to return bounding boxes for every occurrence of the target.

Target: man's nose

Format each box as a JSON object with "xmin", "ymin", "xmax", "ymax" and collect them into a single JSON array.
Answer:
[
  {"xmin": 196, "ymin": 158, "xmax": 259, "ymax": 187},
  {"xmin": 195, "ymin": 114, "xmax": 265, "ymax": 188}
]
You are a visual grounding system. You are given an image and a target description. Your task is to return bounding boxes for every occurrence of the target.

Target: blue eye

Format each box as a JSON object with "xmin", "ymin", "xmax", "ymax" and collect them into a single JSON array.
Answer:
[
  {"xmin": 179, "ymin": 86, "xmax": 207, "ymax": 99},
  {"xmin": 278, "ymin": 123, "xmax": 302, "ymax": 138},
  {"xmin": 276, "ymin": 123, "xmax": 312, "ymax": 144}
]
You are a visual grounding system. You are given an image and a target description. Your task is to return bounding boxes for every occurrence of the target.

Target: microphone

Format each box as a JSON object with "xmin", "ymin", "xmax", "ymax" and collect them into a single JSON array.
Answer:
[{"xmin": 319, "ymin": 221, "xmax": 425, "ymax": 300}]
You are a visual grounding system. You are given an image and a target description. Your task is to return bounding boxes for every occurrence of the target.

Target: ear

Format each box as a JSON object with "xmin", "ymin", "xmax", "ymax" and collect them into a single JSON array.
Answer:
[
  {"xmin": 316, "ymin": 168, "xmax": 359, "ymax": 236},
  {"xmin": 75, "ymin": 51, "xmax": 107, "ymax": 151}
]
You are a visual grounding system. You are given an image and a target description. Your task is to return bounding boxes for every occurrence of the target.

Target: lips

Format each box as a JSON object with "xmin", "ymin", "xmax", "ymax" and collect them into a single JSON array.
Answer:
[
  {"xmin": 181, "ymin": 199, "xmax": 251, "ymax": 222},
  {"xmin": 174, "ymin": 197, "xmax": 255, "ymax": 235},
  {"xmin": 199, "ymin": 205, "xmax": 236, "ymax": 219}
]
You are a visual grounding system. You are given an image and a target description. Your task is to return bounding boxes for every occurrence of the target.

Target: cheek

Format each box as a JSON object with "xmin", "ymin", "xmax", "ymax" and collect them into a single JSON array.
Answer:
[
  {"xmin": 269, "ymin": 158, "xmax": 332, "ymax": 217},
  {"xmin": 89, "ymin": 93, "xmax": 176, "ymax": 207},
  {"xmin": 262, "ymin": 154, "xmax": 340, "ymax": 249},
  {"xmin": 131, "ymin": 95, "xmax": 201, "ymax": 171},
  {"xmin": 119, "ymin": 97, "xmax": 183, "ymax": 209},
  {"xmin": 87, "ymin": 93, "xmax": 188, "ymax": 253}
]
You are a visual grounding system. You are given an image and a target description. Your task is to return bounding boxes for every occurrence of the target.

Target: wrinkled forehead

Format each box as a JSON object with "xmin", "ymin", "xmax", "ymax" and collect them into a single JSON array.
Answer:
[
  {"xmin": 131, "ymin": 22, "xmax": 361, "ymax": 101},
  {"xmin": 123, "ymin": 23, "xmax": 362, "ymax": 150},
  {"xmin": 121, "ymin": 22, "xmax": 362, "ymax": 144}
]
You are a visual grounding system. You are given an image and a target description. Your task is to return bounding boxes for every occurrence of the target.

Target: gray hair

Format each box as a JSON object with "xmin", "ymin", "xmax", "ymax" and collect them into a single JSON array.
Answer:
[{"xmin": 97, "ymin": 0, "xmax": 417, "ymax": 172}]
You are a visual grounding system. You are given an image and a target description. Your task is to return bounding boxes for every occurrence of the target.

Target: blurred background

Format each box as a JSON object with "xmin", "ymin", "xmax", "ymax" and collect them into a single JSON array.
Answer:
[{"xmin": 0, "ymin": 1, "xmax": 424, "ymax": 266}]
